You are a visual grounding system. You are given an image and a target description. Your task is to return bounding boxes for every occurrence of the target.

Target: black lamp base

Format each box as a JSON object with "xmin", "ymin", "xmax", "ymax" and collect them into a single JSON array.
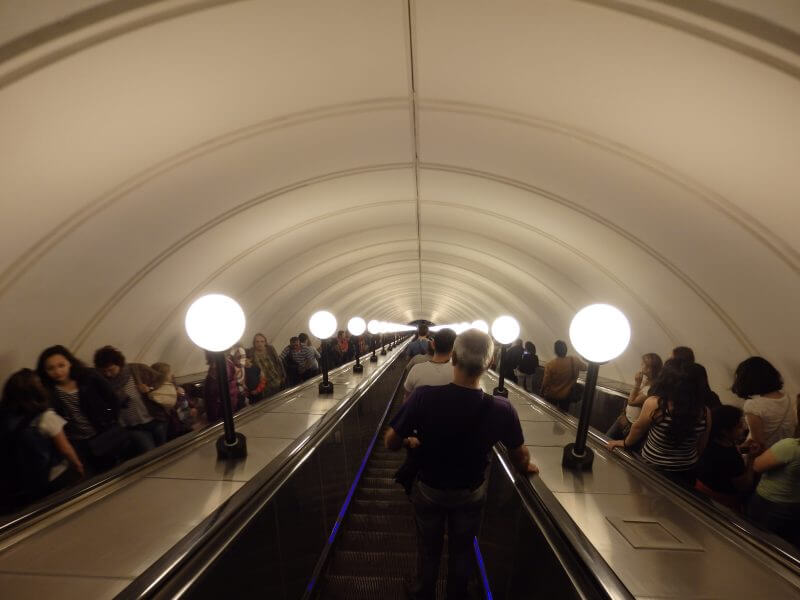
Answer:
[
  {"xmin": 562, "ymin": 443, "xmax": 594, "ymax": 470},
  {"xmin": 492, "ymin": 386, "xmax": 508, "ymax": 398},
  {"xmin": 370, "ymin": 354, "xmax": 378, "ymax": 363},
  {"xmin": 216, "ymin": 432, "xmax": 247, "ymax": 460},
  {"xmin": 353, "ymin": 363, "xmax": 364, "ymax": 373},
  {"xmin": 319, "ymin": 380, "xmax": 334, "ymax": 394},
  {"xmin": 380, "ymin": 349, "xmax": 387, "ymax": 356}
]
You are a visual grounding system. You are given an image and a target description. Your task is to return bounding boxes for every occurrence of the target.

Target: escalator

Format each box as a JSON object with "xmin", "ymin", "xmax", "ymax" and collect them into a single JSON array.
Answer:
[
  {"xmin": 310, "ymin": 393, "xmax": 457, "ymax": 599},
  {"xmin": 116, "ymin": 351, "xmax": 631, "ymax": 600}
]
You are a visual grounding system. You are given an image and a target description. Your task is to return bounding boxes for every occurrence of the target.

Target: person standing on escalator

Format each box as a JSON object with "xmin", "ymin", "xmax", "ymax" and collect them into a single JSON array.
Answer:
[{"xmin": 385, "ymin": 329, "xmax": 538, "ymax": 600}]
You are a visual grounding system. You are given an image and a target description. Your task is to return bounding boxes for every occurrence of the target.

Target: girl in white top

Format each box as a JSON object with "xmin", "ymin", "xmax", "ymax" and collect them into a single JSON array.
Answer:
[{"xmin": 733, "ymin": 357, "xmax": 799, "ymax": 455}]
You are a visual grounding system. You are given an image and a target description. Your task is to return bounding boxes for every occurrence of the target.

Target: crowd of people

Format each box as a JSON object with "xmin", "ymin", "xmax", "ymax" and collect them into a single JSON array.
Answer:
[
  {"xmin": 404, "ymin": 325, "xmax": 799, "ymax": 552},
  {"xmin": 0, "ymin": 329, "xmax": 380, "ymax": 511}
]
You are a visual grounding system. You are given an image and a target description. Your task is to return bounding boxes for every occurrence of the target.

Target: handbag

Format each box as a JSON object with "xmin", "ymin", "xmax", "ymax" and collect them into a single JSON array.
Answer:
[{"xmin": 87, "ymin": 424, "xmax": 130, "ymax": 458}]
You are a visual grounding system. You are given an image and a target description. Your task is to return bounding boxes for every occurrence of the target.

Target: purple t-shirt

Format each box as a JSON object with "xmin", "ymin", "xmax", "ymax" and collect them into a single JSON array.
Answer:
[{"xmin": 390, "ymin": 383, "xmax": 525, "ymax": 490}]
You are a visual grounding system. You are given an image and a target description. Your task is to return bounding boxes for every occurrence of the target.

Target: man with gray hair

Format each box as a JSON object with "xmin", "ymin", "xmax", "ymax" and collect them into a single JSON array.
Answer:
[{"xmin": 385, "ymin": 329, "xmax": 537, "ymax": 600}]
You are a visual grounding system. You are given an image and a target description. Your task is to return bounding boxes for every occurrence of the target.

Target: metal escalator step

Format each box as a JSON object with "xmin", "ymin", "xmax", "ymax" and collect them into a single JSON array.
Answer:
[
  {"xmin": 346, "ymin": 513, "xmax": 416, "ymax": 533},
  {"xmin": 365, "ymin": 467, "xmax": 397, "ymax": 478},
  {"xmin": 367, "ymin": 458, "xmax": 405, "ymax": 469},
  {"xmin": 355, "ymin": 487, "xmax": 406, "ymax": 502},
  {"xmin": 337, "ymin": 530, "xmax": 416, "ymax": 552},
  {"xmin": 359, "ymin": 476, "xmax": 400, "ymax": 489},
  {"xmin": 327, "ymin": 550, "xmax": 416, "ymax": 578},
  {"xmin": 317, "ymin": 575, "xmax": 447, "ymax": 600},
  {"xmin": 350, "ymin": 499, "xmax": 413, "ymax": 515}
]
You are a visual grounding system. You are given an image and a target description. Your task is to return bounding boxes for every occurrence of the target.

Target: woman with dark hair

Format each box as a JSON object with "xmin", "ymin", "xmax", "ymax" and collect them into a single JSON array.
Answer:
[
  {"xmin": 749, "ymin": 436, "xmax": 800, "ymax": 547},
  {"xmin": 515, "ymin": 342, "xmax": 539, "ymax": 393},
  {"xmin": 608, "ymin": 361, "xmax": 711, "ymax": 487},
  {"xmin": 0, "ymin": 369, "xmax": 84, "ymax": 505},
  {"xmin": 607, "ymin": 353, "xmax": 662, "ymax": 441},
  {"xmin": 248, "ymin": 333, "xmax": 286, "ymax": 398},
  {"xmin": 94, "ymin": 345, "xmax": 168, "ymax": 454},
  {"xmin": 733, "ymin": 357, "xmax": 797, "ymax": 455},
  {"xmin": 687, "ymin": 363, "xmax": 721, "ymax": 409},
  {"xmin": 36, "ymin": 345, "xmax": 126, "ymax": 471},
  {"xmin": 696, "ymin": 405, "xmax": 752, "ymax": 510}
]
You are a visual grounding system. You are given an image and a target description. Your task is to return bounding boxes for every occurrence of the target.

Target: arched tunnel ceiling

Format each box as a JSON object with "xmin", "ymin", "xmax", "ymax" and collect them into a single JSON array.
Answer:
[{"xmin": 1, "ymin": 0, "xmax": 798, "ymax": 401}]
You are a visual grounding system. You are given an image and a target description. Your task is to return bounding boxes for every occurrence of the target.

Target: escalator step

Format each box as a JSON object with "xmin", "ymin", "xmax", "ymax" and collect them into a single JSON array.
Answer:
[
  {"xmin": 337, "ymin": 530, "xmax": 416, "ymax": 552},
  {"xmin": 355, "ymin": 487, "xmax": 406, "ymax": 501},
  {"xmin": 317, "ymin": 575, "xmax": 446, "ymax": 600},
  {"xmin": 366, "ymin": 458, "xmax": 405, "ymax": 469},
  {"xmin": 327, "ymin": 550, "xmax": 416, "ymax": 578},
  {"xmin": 350, "ymin": 499, "xmax": 413, "ymax": 515},
  {"xmin": 364, "ymin": 467, "xmax": 397, "ymax": 478},
  {"xmin": 346, "ymin": 513, "xmax": 416, "ymax": 533},
  {"xmin": 359, "ymin": 476, "xmax": 400, "ymax": 489}
]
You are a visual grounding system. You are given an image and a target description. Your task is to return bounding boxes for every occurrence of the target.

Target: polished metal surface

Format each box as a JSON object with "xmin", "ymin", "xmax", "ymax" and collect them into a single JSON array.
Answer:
[
  {"xmin": 485, "ymin": 373, "xmax": 800, "ymax": 599},
  {"xmin": 0, "ymin": 351, "xmax": 400, "ymax": 599}
]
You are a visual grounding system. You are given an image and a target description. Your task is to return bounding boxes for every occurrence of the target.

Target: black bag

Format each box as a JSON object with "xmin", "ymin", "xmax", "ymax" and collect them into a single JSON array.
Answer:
[
  {"xmin": 87, "ymin": 424, "xmax": 130, "ymax": 459},
  {"xmin": 4, "ymin": 414, "xmax": 56, "ymax": 494}
]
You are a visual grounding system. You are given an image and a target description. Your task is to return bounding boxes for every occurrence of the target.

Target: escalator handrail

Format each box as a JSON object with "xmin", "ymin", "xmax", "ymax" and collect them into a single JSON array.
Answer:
[
  {"xmin": 494, "ymin": 374, "xmax": 800, "ymax": 578},
  {"xmin": 492, "ymin": 445, "xmax": 635, "ymax": 600},
  {"xmin": 0, "ymin": 349, "xmax": 381, "ymax": 540},
  {"xmin": 117, "ymin": 338, "xmax": 410, "ymax": 600}
]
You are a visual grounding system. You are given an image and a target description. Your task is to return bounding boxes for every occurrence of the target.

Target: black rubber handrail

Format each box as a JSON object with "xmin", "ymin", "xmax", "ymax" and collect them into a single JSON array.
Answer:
[
  {"xmin": 116, "ymin": 338, "xmax": 410, "ymax": 600},
  {"xmin": 492, "ymin": 445, "xmax": 635, "ymax": 600},
  {"xmin": 494, "ymin": 374, "xmax": 800, "ymax": 580},
  {"xmin": 0, "ymin": 349, "xmax": 380, "ymax": 540}
]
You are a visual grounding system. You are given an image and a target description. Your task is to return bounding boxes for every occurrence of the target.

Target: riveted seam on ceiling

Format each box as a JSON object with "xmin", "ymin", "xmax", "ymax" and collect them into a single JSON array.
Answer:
[
  {"xmin": 405, "ymin": 0, "xmax": 424, "ymax": 314},
  {"xmin": 420, "ymin": 99, "xmax": 800, "ymax": 277},
  {"xmin": 70, "ymin": 192, "xmax": 414, "ymax": 351},
  {"xmin": 0, "ymin": 99, "xmax": 408, "ymax": 299},
  {"xmin": 424, "ymin": 185, "xmax": 756, "ymax": 355}
]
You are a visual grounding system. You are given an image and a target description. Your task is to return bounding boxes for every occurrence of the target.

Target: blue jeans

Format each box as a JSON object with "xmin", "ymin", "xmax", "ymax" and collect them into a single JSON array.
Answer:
[
  {"xmin": 127, "ymin": 420, "xmax": 167, "ymax": 455},
  {"xmin": 410, "ymin": 479, "xmax": 487, "ymax": 600}
]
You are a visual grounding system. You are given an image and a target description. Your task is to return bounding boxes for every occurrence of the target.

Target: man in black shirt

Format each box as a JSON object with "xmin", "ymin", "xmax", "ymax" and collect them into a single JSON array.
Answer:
[{"xmin": 386, "ymin": 330, "xmax": 537, "ymax": 600}]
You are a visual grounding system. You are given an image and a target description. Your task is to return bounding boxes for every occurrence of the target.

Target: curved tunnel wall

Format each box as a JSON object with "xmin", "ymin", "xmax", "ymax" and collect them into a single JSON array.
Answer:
[{"xmin": 0, "ymin": 0, "xmax": 798, "ymax": 403}]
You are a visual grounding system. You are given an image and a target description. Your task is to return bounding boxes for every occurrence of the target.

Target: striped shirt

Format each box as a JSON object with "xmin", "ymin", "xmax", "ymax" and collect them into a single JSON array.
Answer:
[
  {"xmin": 55, "ymin": 387, "xmax": 97, "ymax": 440},
  {"xmin": 641, "ymin": 408, "xmax": 707, "ymax": 471},
  {"xmin": 281, "ymin": 345, "xmax": 320, "ymax": 373},
  {"xmin": 118, "ymin": 375, "xmax": 153, "ymax": 427}
]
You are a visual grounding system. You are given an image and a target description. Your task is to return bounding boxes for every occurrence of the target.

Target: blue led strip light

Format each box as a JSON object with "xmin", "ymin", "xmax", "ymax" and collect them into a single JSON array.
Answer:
[
  {"xmin": 305, "ymin": 405, "xmax": 390, "ymax": 594},
  {"xmin": 473, "ymin": 536, "xmax": 494, "ymax": 600}
]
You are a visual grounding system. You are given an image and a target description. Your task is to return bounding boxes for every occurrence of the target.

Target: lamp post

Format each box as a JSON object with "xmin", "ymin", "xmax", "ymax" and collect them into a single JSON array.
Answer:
[
  {"xmin": 185, "ymin": 294, "xmax": 248, "ymax": 460},
  {"xmin": 379, "ymin": 323, "xmax": 387, "ymax": 356},
  {"xmin": 491, "ymin": 316, "xmax": 520, "ymax": 398},
  {"xmin": 367, "ymin": 319, "xmax": 380, "ymax": 362},
  {"xmin": 562, "ymin": 304, "xmax": 631, "ymax": 471},
  {"xmin": 310, "ymin": 310, "xmax": 337, "ymax": 395},
  {"xmin": 348, "ymin": 317, "xmax": 367, "ymax": 374}
]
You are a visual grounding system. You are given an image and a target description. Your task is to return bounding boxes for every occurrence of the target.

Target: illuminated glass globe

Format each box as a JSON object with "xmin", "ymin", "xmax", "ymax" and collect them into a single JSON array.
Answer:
[
  {"xmin": 309, "ymin": 310, "xmax": 337, "ymax": 340},
  {"xmin": 185, "ymin": 294, "xmax": 246, "ymax": 352},
  {"xmin": 569, "ymin": 304, "xmax": 631, "ymax": 363},
  {"xmin": 491, "ymin": 316, "xmax": 520, "ymax": 345},
  {"xmin": 347, "ymin": 317, "xmax": 367, "ymax": 336},
  {"xmin": 367, "ymin": 319, "xmax": 381, "ymax": 335}
]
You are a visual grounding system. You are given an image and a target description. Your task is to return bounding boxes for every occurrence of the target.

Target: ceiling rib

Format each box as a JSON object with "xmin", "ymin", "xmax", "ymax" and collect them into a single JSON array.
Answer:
[{"xmin": 406, "ymin": 0, "xmax": 423, "ymax": 318}]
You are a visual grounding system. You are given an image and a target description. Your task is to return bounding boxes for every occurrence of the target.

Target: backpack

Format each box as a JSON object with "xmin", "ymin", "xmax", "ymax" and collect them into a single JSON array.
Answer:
[
  {"xmin": 519, "ymin": 352, "xmax": 538, "ymax": 375},
  {"xmin": 0, "ymin": 413, "xmax": 55, "ymax": 498}
]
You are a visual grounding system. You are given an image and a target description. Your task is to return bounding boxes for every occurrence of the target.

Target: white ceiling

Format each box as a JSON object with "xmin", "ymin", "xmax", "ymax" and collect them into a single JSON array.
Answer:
[{"xmin": 1, "ymin": 0, "xmax": 798, "ymax": 399}]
